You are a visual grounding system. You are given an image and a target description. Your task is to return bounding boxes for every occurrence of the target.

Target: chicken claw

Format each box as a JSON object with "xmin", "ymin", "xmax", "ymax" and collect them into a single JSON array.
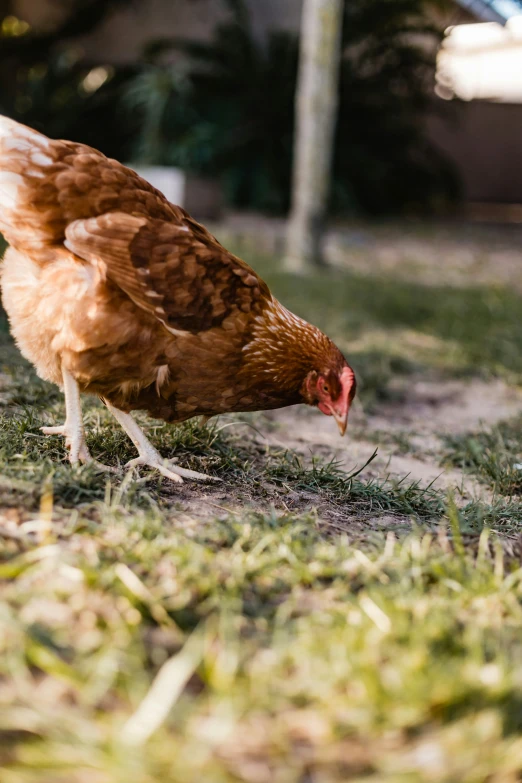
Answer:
[
  {"xmin": 125, "ymin": 455, "xmax": 219, "ymax": 484},
  {"xmin": 40, "ymin": 422, "xmax": 119, "ymax": 474},
  {"xmin": 40, "ymin": 426, "xmax": 69, "ymax": 435},
  {"xmin": 41, "ymin": 423, "xmax": 92, "ymax": 464},
  {"xmin": 106, "ymin": 402, "xmax": 220, "ymax": 485}
]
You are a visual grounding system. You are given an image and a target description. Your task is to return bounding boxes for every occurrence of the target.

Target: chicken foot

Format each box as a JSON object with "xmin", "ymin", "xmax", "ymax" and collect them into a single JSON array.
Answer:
[
  {"xmin": 105, "ymin": 402, "xmax": 220, "ymax": 484},
  {"xmin": 41, "ymin": 366, "xmax": 117, "ymax": 472},
  {"xmin": 41, "ymin": 366, "xmax": 93, "ymax": 464}
]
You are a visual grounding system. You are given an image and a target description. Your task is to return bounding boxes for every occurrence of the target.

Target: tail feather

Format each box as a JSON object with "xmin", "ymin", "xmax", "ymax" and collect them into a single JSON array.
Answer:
[
  {"xmin": 0, "ymin": 116, "xmax": 64, "ymax": 249},
  {"xmin": 0, "ymin": 115, "xmax": 177, "ymax": 261}
]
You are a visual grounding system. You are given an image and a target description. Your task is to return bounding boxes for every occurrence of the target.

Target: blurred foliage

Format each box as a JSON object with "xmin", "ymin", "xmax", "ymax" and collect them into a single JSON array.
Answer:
[
  {"xmin": 127, "ymin": 0, "xmax": 459, "ymax": 214},
  {"xmin": 336, "ymin": 0, "xmax": 459, "ymax": 214},
  {"xmin": 0, "ymin": 0, "xmax": 140, "ymax": 159},
  {"xmin": 126, "ymin": 27, "xmax": 298, "ymax": 212},
  {"xmin": 0, "ymin": 0, "xmax": 459, "ymax": 215}
]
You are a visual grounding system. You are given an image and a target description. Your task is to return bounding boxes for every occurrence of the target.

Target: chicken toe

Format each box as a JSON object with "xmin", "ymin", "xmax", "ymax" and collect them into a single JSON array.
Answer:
[
  {"xmin": 41, "ymin": 422, "xmax": 93, "ymax": 464},
  {"xmin": 106, "ymin": 402, "xmax": 220, "ymax": 484},
  {"xmin": 125, "ymin": 455, "xmax": 218, "ymax": 483}
]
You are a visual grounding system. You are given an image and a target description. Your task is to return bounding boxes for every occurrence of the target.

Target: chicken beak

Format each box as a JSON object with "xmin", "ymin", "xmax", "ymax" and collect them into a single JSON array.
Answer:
[
  {"xmin": 333, "ymin": 408, "xmax": 349, "ymax": 437},
  {"xmin": 331, "ymin": 366, "xmax": 355, "ymax": 437}
]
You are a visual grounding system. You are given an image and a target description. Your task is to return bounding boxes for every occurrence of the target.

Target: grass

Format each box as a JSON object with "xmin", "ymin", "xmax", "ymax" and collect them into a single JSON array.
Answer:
[
  {"xmin": 0, "ymin": 379, "xmax": 446, "ymax": 526},
  {"xmin": 443, "ymin": 417, "xmax": 522, "ymax": 498},
  {"xmin": 2, "ymin": 372, "xmax": 519, "ymax": 535},
  {"xmin": 2, "ymin": 510, "xmax": 522, "ymax": 782},
  {"xmin": 2, "ymin": 229, "xmax": 522, "ymax": 781}
]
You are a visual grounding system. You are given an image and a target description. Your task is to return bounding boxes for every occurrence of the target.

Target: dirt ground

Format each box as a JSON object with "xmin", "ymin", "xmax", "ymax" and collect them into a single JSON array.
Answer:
[
  {"xmin": 266, "ymin": 377, "xmax": 522, "ymax": 496},
  {"xmin": 174, "ymin": 377, "xmax": 521, "ymax": 527}
]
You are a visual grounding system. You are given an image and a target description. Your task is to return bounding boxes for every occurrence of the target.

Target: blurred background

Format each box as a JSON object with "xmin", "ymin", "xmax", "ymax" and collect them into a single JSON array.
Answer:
[{"xmin": 1, "ymin": 0, "xmax": 522, "ymax": 224}]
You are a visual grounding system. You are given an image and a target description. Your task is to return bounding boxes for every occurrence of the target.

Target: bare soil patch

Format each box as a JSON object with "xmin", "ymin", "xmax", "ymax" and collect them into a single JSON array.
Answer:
[{"xmin": 257, "ymin": 377, "xmax": 522, "ymax": 500}]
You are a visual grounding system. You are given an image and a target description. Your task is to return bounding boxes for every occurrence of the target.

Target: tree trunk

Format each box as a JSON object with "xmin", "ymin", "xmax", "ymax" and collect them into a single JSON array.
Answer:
[{"xmin": 285, "ymin": 0, "xmax": 344, "ymax": 272}]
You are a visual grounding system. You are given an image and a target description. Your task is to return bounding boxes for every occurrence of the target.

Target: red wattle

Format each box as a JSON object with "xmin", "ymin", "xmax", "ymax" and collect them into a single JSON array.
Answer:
[{"xmin": 318, "ymin": 402, "xmax": 332, "ymax": 416}]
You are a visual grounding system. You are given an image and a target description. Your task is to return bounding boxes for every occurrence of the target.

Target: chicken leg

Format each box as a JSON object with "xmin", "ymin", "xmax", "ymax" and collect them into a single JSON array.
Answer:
[
  {"xmin": 105, "ymin": 402, "xmax": 220, "ymax": 484},
  {"xmin": 41, "ymin": 366, "xmax": 93, "ymax": 464}
]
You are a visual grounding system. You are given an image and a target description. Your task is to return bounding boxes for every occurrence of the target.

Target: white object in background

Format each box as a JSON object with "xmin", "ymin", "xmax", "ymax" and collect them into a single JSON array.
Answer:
[
  {"xmin": 127, "ymin": 165, "xmax": 222, "ymax": 220},
  {"xmin": 437, "ymin": 17, "xmax": 522, "ymax": 103},
  {"xmin": 514, "ymin": 463, "xmax": 522, "ymax": 470},
  {"xmin": 129, "ymin": 165, "xmax": 186, "ymax": 205}
]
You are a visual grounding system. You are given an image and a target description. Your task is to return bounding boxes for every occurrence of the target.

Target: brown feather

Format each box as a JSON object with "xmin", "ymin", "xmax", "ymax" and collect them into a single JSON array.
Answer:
[{"xmin": 64, "ymin": 212, "xmax": 269, "ymax": 335}]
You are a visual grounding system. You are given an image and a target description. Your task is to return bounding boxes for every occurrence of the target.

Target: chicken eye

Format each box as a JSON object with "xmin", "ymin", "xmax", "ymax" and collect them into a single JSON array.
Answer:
[{"xmin": 323, "ymin": 384, "xmax": 329, "ymax": 393}]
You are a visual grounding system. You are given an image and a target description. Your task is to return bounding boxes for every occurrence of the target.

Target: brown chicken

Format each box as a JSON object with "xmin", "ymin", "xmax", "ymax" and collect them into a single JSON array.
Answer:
[{"xmin": 0, "ymin": 117, "xmax": 356, "ymax": 483}]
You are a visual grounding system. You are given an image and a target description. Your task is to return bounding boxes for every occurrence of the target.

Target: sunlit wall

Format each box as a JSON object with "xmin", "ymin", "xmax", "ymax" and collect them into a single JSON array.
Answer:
[{"xmin": 437, "ymin": 15, "xmax": 522, "ymax": 102}]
